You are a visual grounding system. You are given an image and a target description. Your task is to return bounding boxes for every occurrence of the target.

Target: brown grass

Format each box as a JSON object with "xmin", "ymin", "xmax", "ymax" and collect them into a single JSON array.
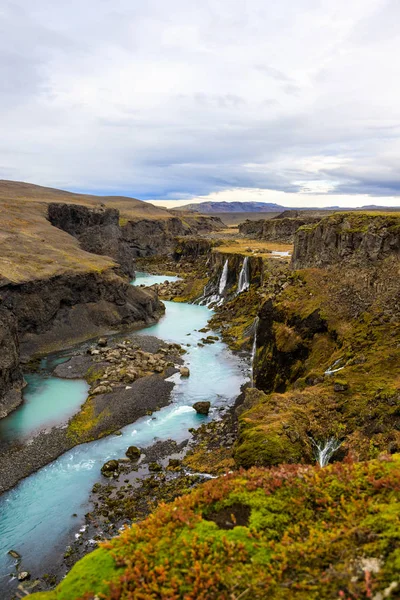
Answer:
[{"xmin": 214, "ymin": 238, "xmax": 293, "ymax": 256}]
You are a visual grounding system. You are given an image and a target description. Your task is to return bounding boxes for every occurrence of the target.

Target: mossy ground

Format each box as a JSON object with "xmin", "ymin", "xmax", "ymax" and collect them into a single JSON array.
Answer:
[
  {"xmin": 31, "ymin": 455, "xmax": 400, "ymax": 600},
  {"xmin": 237, "ymin": 258, "xmax": 400, "ymax": 466}
]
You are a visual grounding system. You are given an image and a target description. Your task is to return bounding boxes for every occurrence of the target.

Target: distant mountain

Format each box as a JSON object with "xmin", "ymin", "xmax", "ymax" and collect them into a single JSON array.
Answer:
[
  {"xmin": 174, "ymin": 200, "xmax": 399, "ymax": 215},
  {"xmin": 175, "ymin": 201, "xmax": 285, "ymax": 213}
]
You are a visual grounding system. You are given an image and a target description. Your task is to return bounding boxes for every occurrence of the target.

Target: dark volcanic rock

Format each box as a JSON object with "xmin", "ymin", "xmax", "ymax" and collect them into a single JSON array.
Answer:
[
  {"xmin": 239, "ymin": 215, "xmax": 321, "ymax": 243},
  {"xmin": 1, "ymin": 270, "xmax": 164, "ymax": 359},
  {"xmin": 193, "ymin": 401, "xmax": 211, "ymax": 415},
  {"xmin": 292, "ymin": 213, "xmax": 400, "ymax": 268},
  {"xmin": 121, "ymin": 216, "xmax": 223, "ymax": 258},
  {"xmin": 0, "ymin": 307, "xmax": 24, "ymax": 418},
  {"xmin": 48, "ymin": 203, "xmax": 134, "ymax": 278},
  {"xmin": 101, "ymin": 459, "xmax": 119, "ymax": 477},
  {"xmin": 126, "ymin": 445, "xmax": 141, "ymax": 460}
]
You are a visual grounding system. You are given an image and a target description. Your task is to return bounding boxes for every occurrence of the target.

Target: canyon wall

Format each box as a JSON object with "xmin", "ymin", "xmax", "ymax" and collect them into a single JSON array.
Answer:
[
  {"xmin": 0, "ymin": 308, "xmax": 24, "ymax": 417},
  {"xmin": 292, "ymin": 213, "xmax": 400, "ymax": 268},
  {"xmin": 239, "ymin": 215, "xmax": 321, "ymax": 243},
  {"xmin": 0, "ymin": 270, "xmax": 163, "ymax": 359},
  {"xmin": 122, "ymin": 215, "xmax": 224, "ymax": 257},
  {"xmin": 48, "ymin": 203, "xmax": 134, "ymax": 278}
]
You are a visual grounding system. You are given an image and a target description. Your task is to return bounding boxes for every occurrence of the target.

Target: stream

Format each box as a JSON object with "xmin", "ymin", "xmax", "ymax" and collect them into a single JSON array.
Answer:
[{"xmin": 0, "ymin": 272, "xmax": 247, "ymax": 593}]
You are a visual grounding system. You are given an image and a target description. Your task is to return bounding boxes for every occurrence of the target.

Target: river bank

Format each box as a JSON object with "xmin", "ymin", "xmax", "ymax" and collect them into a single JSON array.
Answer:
[
  {"xmin": 0, "ymin": 331, "xmax": 185, "ymax": 494},
  {"xmin": 0, "ymin": 275, "xmax": 248, "ymax": 598}
]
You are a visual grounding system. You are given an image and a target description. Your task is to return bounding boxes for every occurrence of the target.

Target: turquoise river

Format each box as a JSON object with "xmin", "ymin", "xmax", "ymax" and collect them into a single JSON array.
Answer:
[{"xmin": 0, "ymin": 273, "xmax": 248, "ymax": 593}]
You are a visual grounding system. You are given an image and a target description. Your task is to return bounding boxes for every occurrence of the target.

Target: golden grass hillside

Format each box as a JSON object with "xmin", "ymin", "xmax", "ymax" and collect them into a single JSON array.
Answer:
[{"xmin": 0, "ymin": 180, "xmax": 176, "ymax": 285}]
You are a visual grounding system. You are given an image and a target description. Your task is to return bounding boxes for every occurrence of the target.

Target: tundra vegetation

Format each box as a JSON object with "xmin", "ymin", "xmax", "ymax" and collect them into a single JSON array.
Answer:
[{"xmin": 0, "ymin": 191, "xmax": 398, "ymax": 600}]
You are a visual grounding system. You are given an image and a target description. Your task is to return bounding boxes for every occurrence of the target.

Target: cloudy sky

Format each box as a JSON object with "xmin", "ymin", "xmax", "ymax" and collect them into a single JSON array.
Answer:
[{"xmin": 1, "ymin": 0, "xmax": 400, "ymax": 207}]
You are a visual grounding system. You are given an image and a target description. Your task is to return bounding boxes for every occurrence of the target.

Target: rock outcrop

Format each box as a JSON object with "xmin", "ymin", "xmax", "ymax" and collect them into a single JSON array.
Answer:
[
  {"xmin": 0, "ymin": 307, "xmax": 24, "ymax": 417},
  {"xmin": 48, "ymin": 203, "xmax": 134, "ymax": 278},
  {"xmin": 1, "ymin": 270, "xmax": 164, "ymax": 359},
  {"xmin": 292, "ymin": 213, "xmax": 400, "ymax": 268},
  {"xmin": 239, "ymin": 215, "xmax": 321, "ymax": 243},
  {"xmin": 121, "ymin": 216, "xmax": 224, "ymax": 258}
]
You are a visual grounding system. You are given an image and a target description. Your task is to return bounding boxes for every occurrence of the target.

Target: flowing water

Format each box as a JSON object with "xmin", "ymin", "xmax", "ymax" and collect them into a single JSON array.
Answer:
[
  {"xmin": 311, "ymin": 437, "xmax": 342, "ymax": 467},
  {"xmin": 237, "ymin": 257, "xmax": 250, "ymax": 294},
  {"xmin": 218, "ymin": 260, "xmax": 229, "ymax": 296},
  {"xmin": 0, "ymin": 376, "xmax": 89, "ymax": 442},
  {"xmin": 0, "ymin": 273, "xmax": 247, "ymax": 590}
]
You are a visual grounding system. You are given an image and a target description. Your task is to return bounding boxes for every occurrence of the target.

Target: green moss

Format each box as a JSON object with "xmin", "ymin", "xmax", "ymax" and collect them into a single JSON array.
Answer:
[
  {"xmin": 67, "ymin": 397, "xmax": 111, "ymax": 444},
  {"xmin": 31, "ymin": 456, "xmax": 400, "ymax": 600},
  {"xmin": 84, "ymin": 364, "xmax": 106, "ymax": 385},
  {"xmin": 31, "ymin": 548, "xmax": 121, "ymax": 600}
]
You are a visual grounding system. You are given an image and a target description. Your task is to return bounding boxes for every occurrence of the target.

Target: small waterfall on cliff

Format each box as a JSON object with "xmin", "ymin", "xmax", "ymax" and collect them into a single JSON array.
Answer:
[
  {"xmin": 237, "ymin": 257, "xmax": 250, "ymax": 294},
  {"xmin": 197, "ymin": 260, "xmax": 229, "ymax": 307},
  {"xmin": 219, "ymin": 259, "xmax": 229, "ymax": 296},
  {"xmin": 311, "ymin": 437, "xmax": 341, "ymax": 467},
  {"xmin": 324, "ymin": 358, "xmax": 345, "ymax": 376},
  {"xmin": 250, "ymin": 317, "xmax": 259, "ymax": 387}
]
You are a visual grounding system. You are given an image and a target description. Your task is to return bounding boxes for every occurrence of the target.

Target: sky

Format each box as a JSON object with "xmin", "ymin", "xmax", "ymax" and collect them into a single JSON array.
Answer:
[{"xmin": 1, "ymin": 0, "xmax": 400, "ymax": 208}]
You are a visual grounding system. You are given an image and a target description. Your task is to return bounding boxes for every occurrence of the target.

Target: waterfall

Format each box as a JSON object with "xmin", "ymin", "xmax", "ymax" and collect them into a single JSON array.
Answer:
[
  {"xmin": 250, "ymin": 317, "xmax": 259, "ymax": 387},
  {"xmin": 237, "ymin": 257, "xmax": 250, "ymax": 294},
  {"xmin": 218, "ymin": 260, "xmax": 229, "ymax": 296},
  {"xmin": 311, "ymin": 437, "xmax": 341, "ymax": 467},
  {"xmin": 324, "ymin": 358, "xmax": 345, "ymax": 376}
]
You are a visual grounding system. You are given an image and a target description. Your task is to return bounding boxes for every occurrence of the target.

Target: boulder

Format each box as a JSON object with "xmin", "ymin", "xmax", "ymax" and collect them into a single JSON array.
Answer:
[
  {"xmin": 97, "ymin": 337, "xmax": 108, "ymax": 347},
  {"xmin": 101, "ymin": 460, "xmax": 119, "ymax": 477},
  {"xmin": 126, "ymin": 446, "xmax": 141, "ymax": 460},
  {"xmin": 18, "ymin": 571, "xmax": 30, "ymax": 581},
  {"xmin": 180, "ymin": 367, "xmax": 190, "ymax": 378},
  {"xmin": 333, "ymin": 380, "xmax": 349, "ymax": 392},
  {"xmin": 193, "ymin": 401, "xmax": 211, "ymax": 415}
]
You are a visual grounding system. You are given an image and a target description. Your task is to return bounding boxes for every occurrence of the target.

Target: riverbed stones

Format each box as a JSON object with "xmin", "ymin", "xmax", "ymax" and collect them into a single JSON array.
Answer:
[
  {"xmin": 97, "ymin": 337, "xmax": 108, "ymax": 347},
  {"xmin": 101, "ymin": 460, "xmax": 119, "ymax": 477},
  {"xmin": 193, "ymin": 401, "xmax": 211, "ymax": 415},
  {"xmin": 180, "ymin": 367, "xmax": 190, "ymax": 377},
  {"xmin": 126, "ymin": 445, "xmax": 141, "ymax": 460}
]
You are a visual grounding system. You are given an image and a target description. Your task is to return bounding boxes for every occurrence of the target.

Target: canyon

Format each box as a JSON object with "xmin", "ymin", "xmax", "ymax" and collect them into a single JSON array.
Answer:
[{"xmin": 0, "ymin": 187, "xmax": 399, "ymax": 600}]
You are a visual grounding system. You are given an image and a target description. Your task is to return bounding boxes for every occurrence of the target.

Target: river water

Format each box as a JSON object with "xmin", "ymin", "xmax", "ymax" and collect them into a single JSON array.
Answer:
[{"xmin": 0, "ymin": 273, "xmax": 247, "ymax": 592}]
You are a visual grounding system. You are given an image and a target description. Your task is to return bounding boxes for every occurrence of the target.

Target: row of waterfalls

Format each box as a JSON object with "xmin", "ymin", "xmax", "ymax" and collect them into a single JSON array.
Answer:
[
  {"xmin": 199, "ymin": 260, "xmax": 341, "ymax": 469},
  {"xmin": 200, "ymin": 257, "xmax": 250, "ymax": 306}
]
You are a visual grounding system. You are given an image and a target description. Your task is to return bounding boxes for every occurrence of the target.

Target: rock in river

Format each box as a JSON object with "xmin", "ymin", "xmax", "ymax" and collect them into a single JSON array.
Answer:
[
  {"xmin": 180, "ymin": 367, "xmax": 190, "ymax": 378},
  {"xmin": 126, "ymin": 445, "xmax": 141, "ymax": 460},
  {"xmin": 193, "ymin": 401, "xmax": 211, "ymax": 415},
  {"xmin": 101, "ymin": 460, "xmax": 119, "ymax": 477}
]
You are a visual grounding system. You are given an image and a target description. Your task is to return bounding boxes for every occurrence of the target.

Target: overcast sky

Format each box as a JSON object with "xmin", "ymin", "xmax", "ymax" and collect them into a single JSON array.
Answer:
[{"xmin": 1, "ymin": 0, "xmax": 400, "ymax": 207}]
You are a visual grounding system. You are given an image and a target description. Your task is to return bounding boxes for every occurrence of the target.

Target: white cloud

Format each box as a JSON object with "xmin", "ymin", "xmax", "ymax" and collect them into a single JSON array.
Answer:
[{"xmin": 0, "ymin": 0, "xmax": 399, "ymax": 207}]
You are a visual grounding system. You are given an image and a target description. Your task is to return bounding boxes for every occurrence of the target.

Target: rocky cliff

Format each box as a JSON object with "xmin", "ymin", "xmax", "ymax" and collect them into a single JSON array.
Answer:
[
  {"xmin": 236, "ymin": 253, "xmax": 400, "ymax": 468},
  {"xmin": 0, "ymin": 270, "xmax": 163, "ymax": 359},
  {"xmin": 48, "ymin": 203, "xmax": 134, "ymax": 278},
  {"xmin": 239, "ymin": 215, "xmax": 321, "ymax": 243},
  {"xmin": 292, "ymin": 212, "xmax": 400, "ymax": 268},
  {"xmin": 0, "ymin": 308, "xmax": 24, "ymax": 417},
  {"xmin": 121, "ymin": 215, "xmax": 224, "ymax": 257}
]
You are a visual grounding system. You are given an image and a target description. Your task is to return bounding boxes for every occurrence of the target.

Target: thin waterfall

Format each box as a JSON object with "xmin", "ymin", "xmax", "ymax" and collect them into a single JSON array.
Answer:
[
  {"xmin": 250, "ymin": 317, "xmax": 259, "ymax": 387},
  {"xmin": 237, "ymin": 257, "xmax": 250, "ymax": 294},
  {"xmin": 311, "ymin": 437, "xmax": 341, "ymax": 467},
  {"xmin": 219, "ymin": 259, "xmax": 229, "ymax": 296},
  {"xmin": 324, "ymin": 358, "xmax": 345, "ymax": 376}
]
